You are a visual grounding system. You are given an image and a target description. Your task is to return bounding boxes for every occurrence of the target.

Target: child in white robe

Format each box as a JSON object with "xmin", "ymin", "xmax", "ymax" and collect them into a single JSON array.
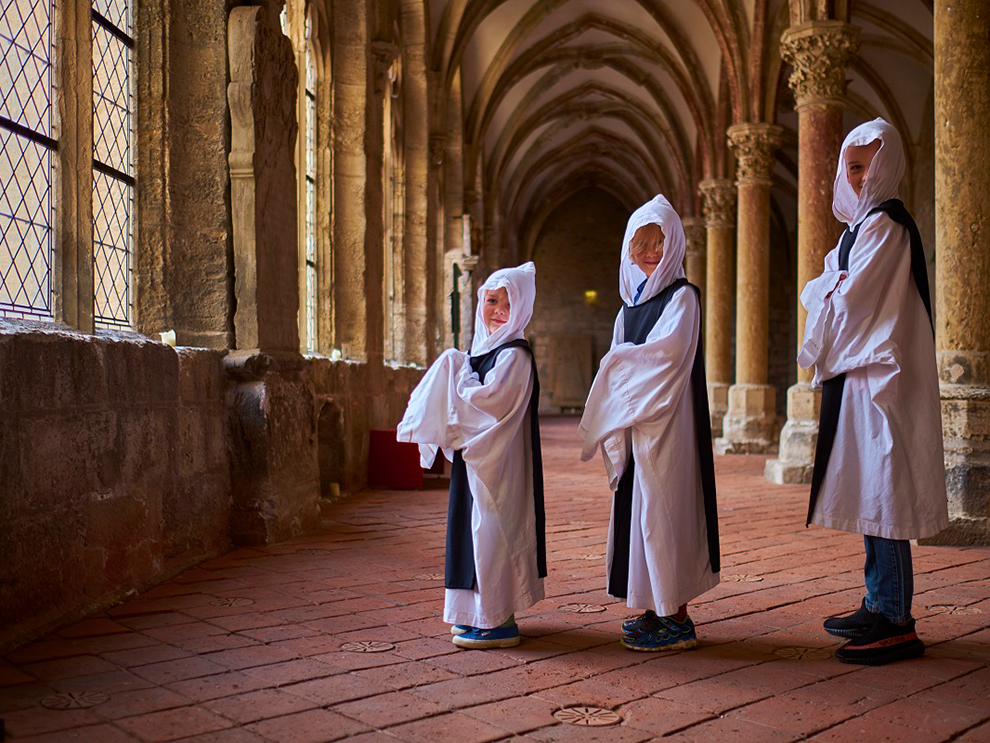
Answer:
[
  {"xmin": 799, "ymin": 118, "xmax": 948, "ymax": 665},
  {"xmin": 396, "ymin": 262, "xmax": 545, "ymax": 649},
  {"xmin": 578, "ymin": 195, "xmax": 720, "ymax": 652}
]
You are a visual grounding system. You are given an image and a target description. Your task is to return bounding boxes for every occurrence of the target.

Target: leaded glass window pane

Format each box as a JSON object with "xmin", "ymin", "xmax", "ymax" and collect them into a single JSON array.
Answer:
[
  {"xmin": 1, "ymin": 0, "xmax": 55, "ymax": 321},
  {"xmin": 304, "ymin": 40, "xmax": 317, "ymax": 351},
  {"xmin": 92, "ymin": 2, "xmax": 134, "ymax": 329}
]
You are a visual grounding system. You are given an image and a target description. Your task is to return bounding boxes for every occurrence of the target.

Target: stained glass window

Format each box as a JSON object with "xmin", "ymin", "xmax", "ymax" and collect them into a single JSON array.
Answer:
[
  {"xmin": 91, "ymin": 0, "xmax": 134, "ymax": 329},
  {"xmin": 1, "ymin": 0, "xmax": 55, "ymax": 321}
]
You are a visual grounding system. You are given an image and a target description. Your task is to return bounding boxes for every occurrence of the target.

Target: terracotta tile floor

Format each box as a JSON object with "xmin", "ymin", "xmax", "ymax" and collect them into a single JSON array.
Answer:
[{"xmin": 3, "ymin": 417, "xmax": 990, "ymax": 742}]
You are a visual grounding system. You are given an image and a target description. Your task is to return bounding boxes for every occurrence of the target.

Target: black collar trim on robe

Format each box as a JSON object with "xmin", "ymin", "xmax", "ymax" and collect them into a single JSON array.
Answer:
[
  {"xmin": 808, "ymin": 199, "xmax": 934, "ymax": 526},
  {"xmin": 444, "ymin": 339, "xmax": 547, "ymax": 590},
  {"xmin": 607, "ymin": 278, "xmax": 720, "ymax": 599}
]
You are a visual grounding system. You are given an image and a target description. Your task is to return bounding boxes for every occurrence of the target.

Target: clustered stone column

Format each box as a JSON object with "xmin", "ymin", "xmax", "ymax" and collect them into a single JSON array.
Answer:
[
  {"xmin": 716, "ymin": 123, "xmax": 783, "ymax": 454},
  {"xmin": 765, "ymin": 20, "xmax": 859, "ymax": 483},
  {"xmin": 699, "ymin": 179, "xmax": 736, "ymax": 437},
  {"xmin": 924, "ymin": 0, "xmax": 990, "ymax": 545},
  {"xmin": 225, "ymin": 6, "xmax": 319, "ymax": 545}
]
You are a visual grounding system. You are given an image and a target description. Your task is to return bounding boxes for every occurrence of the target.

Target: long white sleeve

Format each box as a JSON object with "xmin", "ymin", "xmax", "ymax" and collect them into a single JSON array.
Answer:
[
  {"xmin": 577, "ymin": 289, "xmax": 699, "ymax": 462},
  {"xmin": 798, "ymin": 213, "xmax": 912, "ymax": 384}
]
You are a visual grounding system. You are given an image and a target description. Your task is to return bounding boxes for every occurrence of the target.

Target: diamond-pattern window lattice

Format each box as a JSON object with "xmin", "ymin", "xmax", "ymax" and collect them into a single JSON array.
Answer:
[
  {"xmin": 1, "ymin": 0, "xmax": 53, "ymax": 134},
  {"xmin": 91, "ymin": 3, "xmax": 134, "ymax": 329},
  {"xmin": 1, "ymin": 0, "xmax": 54, "ymax": 321},
  {"xmin": 92, "ymin": 0, "xmax": 130, "ymax": 37},
  {"xmin": 303, "ymin": 42, "xmax": 317, "ymax": 350},
  {"xmin": 1, "ymin": 129, "xmax": 53, "ymax": 319},
  {"xmin": 93, "ymin": 170, "xmax": 131, "ymax": 328},
  {"xmin": 92, "ymin": 21, "xmax": 132, "ymax": 177}
]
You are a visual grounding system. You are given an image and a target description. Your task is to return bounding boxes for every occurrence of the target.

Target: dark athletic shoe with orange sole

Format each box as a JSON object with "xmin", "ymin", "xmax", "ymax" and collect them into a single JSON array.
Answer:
[{"xmin": 834, "ymin": 614, "xmax": 925, "ymax": 665}]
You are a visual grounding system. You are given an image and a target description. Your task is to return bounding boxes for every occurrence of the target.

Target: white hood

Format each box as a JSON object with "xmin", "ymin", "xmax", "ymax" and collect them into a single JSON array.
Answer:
[
  {"xmin": 833, "ymin": 117, "xmax": 905, "ymax": 227},
  {"xmin": 470, "ymin": 261, "xmax": 537, "ymax": 356},
  {"xmin": 619, "ymin": 194, "xmax": 687, "ymax": 306}
]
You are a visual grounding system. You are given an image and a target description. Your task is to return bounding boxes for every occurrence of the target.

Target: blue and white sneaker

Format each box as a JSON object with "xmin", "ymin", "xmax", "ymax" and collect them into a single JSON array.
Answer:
[
  {"xmin": 450, "ymin": 624, "xmax": 472, "ymax": 635},
  {"xmin": 452, "ymin": 624, "xmax": 520, "ymax": 649},
  {"xmin": 621, "ymin": 613, "xmax": 697, "ymax": 652},
  {"xmin": 622, "ymin": 610, "xmax": 660, "ymax": 635}
]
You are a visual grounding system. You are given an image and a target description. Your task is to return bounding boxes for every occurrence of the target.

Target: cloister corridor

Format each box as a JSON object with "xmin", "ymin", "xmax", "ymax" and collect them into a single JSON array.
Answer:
[{"xmin": 2, "ymin": 418, "xmax": 988, "ymax": 743}]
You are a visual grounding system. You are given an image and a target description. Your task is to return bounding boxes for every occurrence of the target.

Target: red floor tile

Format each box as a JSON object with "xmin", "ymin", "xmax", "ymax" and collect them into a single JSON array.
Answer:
[{"xmin": 1, "ymin": 419, "xmax": 988, "ymax": 742}]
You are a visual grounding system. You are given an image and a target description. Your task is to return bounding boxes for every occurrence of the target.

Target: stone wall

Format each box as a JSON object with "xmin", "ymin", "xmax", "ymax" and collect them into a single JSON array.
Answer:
[
  {"xmin": 0, "ymin": 321, "xmax": 425, "ymax": 653},
  {"xmin": 528, "ymin": 188, "xmax": 628, "ymax": 412},
  {"xmin": 0, "ymin": 323, "xmax": 231, "ymax": 652}
]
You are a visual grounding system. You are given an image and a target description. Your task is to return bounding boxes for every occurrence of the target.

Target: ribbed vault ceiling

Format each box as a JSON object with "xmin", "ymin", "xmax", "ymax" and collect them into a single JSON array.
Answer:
[{"xmin": 426, "ymin": 0, "xmax": 934, "ymax": 256}]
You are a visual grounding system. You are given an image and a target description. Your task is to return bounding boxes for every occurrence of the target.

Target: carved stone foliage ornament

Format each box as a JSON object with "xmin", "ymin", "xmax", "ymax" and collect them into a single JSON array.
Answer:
[
  {"xmin": 698, "ymin": 179, "xmax": 736, "ymax": 228},
  {"xmin": 727, "ymin": 123, "xmax": 784, "ymax": 183},
  {"xmin": 780, "ymin": 21, "xmax": 860, "ymax": 108}
]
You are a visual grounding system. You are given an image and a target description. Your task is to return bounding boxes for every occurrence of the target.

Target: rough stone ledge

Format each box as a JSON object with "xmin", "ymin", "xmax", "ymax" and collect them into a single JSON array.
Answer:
[{"xmin": 918, "ymin": 516, "xmax": 990, "ymax": 547}]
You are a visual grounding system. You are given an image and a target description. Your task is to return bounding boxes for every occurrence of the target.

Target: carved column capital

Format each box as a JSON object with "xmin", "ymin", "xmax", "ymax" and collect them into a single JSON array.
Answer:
[
  {"xmin": 698, "ymin": 179, "xmax": 736, "ymax": 228},
  {"xmin": 727, "ymin": 123, "xmax": 784, "ymax": 184},
  {"xmin": 780, "ymin": 21, "xmax": 860, "ymax": 109},
  {"xmin": 681, "ymin": 216, "xmax": 706, "ymax": 257}
]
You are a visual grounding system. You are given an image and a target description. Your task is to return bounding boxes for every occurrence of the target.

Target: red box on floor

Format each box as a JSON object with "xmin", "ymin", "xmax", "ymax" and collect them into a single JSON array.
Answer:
[{"xmin": 367, "ymin": 429, "xmax": 423, "ymax": 489}]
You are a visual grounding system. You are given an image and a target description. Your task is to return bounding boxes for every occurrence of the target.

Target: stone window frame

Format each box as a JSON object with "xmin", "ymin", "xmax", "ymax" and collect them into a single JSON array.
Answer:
[{"xmin": 1, "ymin": 1, "xmax": 139, "ymax": 334}]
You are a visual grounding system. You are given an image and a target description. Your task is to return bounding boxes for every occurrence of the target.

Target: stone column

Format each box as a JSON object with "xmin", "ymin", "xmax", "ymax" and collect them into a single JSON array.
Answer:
[
  {"xmin": 716, "ymin": 123, "xmax": 783, "ymax": 454},
  {"xmin": 924, "ymin": 0, "xmax": 990, "ymax": 545},
  {"xmin": 224, "ymin": 6, "xmax": 318, "ymax": 545},
  {"xmin": 766, "ymin": 21, "xmax": 859, "ymax": 483},
  {"xmin": 227, "ymin": 5, "xmax": 299, "ymax": 352},
  {"xmin": 699, "ymin": 179, "xmax": 736, "ymax": 437},
  {"xmin": 682, "ymin": 216, "xmax": 706, "ymax": 301}
]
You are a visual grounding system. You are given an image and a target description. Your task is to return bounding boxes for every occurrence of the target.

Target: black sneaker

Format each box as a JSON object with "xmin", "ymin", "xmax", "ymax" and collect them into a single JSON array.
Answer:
[
  {"xmin": 834, "ymin": 615, "xmax": 925, "ymax": 666},
  {"xmin": 823, "ymin": 599, "xmax": 877, "ymax": 639},
  {"xmin": 622, "ymin": 610, "xmax": 659, "ymax": 635}
]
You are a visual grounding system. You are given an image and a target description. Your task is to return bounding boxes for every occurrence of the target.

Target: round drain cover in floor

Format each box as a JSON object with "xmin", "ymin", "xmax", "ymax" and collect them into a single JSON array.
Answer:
[
  {"xmin": 40, "ymin": 691, "xmax": 110, "ymax": 710},
  {"xmin": 722, "ymin": 574, "xmax": 764, "ymax": 582},
  {"xmin": 210, "ymin": 597, "xmax": 255, "ymax": 607},
  {"xmin": 559, "ymin": 603, "xmax": 607, "ymax": 613},
  {"xmin": 928, "ymin": 604, "xmax": 982, "ymax": 615},
  {"xmin": 553, "ymin": 706, "xmax": 621, "ymax": 726},
  {"xmin": 341, "ymin": 641, "xmax": 395, "ymax": 653},
  {"xmin": 773, "ymin": 646, "xmax": 832, "ymax": 661},
  {"xmin": 414, "ymin": 573, "xmax": 444, "ymax": 580}
]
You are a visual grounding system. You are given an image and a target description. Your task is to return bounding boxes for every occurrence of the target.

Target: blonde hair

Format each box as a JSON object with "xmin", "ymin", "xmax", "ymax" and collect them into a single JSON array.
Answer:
[{"xmin": 629, "ymin": 223, "xmax": 665, "ymax": 257}]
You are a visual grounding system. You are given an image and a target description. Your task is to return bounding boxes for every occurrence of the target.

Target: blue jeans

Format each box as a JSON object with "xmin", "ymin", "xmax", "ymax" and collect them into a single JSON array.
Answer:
[{"xmin": 863, "ymin": 535, "xmax": 913, "ymax": 624}]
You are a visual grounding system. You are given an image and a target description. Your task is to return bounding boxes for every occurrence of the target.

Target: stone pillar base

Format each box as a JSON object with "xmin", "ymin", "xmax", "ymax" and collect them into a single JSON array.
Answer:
[
  {"xmin": 918, "ymin": 517, "xmax": 990, "ymax": 547},
  {"xmin": 226, "ymin": 350, "xmax": 321, "ymax": 546},
  {"xmin": 765, "ymin": 383, "xmax": 821, "ymax": 484},
  {"xmin": 715, "ymin": 383, "xmax": 779, "ymax": 454},
  {"xmin": 708, "ymin": 382, "xmax": 729, "ymax": 439},
  {"xmin": 922, "ymin": 384, "xmax": 990, "ymax": 546}
]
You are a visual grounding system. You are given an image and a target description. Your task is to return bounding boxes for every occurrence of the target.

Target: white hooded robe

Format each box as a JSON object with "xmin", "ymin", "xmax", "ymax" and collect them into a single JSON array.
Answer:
[
  {"xmin": 396, "ymin": 262, "xmax": 544, "ymax": 628},
  {"xmin": 577, "ymin": 195, "xmax": 719, "ymax": 616},
  {"xmin": 798, "ymin": 118, "xmax": 948, "ymax": 540}
]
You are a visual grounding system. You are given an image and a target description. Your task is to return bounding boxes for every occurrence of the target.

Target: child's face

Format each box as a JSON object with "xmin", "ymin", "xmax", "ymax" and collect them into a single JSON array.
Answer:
[
  {"xmin": 844, "ymin": 139, "xmax": 882, "ymax": 197},
  {"xmin": 630, "ymin": 227, "xmax": 665, "ymax": 278},
  {"xmin": 482, "ymin": 287, "xmax": 510, "ymax": 334}
]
